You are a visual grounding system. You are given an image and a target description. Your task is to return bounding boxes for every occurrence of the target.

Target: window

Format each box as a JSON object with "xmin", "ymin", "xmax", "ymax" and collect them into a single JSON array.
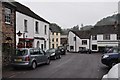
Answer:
[
  {"xmin": 74, "ymin": 36, "xmax": 76, "ymax": 41},
  {"xmin": 52, "ymin": 38, "xmax": 54, "ymax": 42},
  {"xmin": 82, "ymin": 40, "xmax": 87, "ymax": 45},
  {"xmin": 56, "ymin": 38, "xmax": 58, "ymax": 42},
  {"xmin": 45, "ymin": 25, "xmax": 47, "ymax": 35},
  {"xmin": 44, "ymin": 41, "xmax": 46, "ymax": 49},
  {"xmin": 117, "ymin": 34, "xmax": 120, "ymax": 40},
  {"xmin": 52, "ymin": 32, "xmax": 54, "ymax": 35},
  {"xmin": 70, "ymin": 46, "xmax": 74, "ymax": 50},
  {"xmin": 56, "ymin": 44, "xmax": 58, "ymax": 47},
  {"xmin": 35, "ymin": 21, "xmax": 39, "ymax": 34},
  {"xmin": 24, "ymin": 19, "xmax": 28, "ymax": 32},
  {"xmin": 92, "ymin": 35, "xmax": 97, "ymax": 40},
  {"xmin": 41, "ymin": 44, "xmax": 43, "ymax": 50},
  {"xmin": 5, "ymin": 8, "xmax": 11, "ymax": 24},
  {"xmin": 103, "ymin": 34, "xmax": 110, "ymax": 40},
  {"xmin": 92, "ymin": 45, "xmax": 97, "ymax": 50},
  {"xmin": 40, "ymin": 49, "xmax": 44, "ymax": 55},
  {"xmin": 52, "ymin": 44, "xmax": 54, "ymax": 48}
]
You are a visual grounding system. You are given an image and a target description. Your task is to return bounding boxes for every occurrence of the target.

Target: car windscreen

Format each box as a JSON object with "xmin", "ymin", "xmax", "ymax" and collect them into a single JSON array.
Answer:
[
  {"xmin": 14, "ymin": 49, "xmax": 28, "ymax": 56},
  {"xmin": 46, "ymin": 49, "xmax": 55, "ymax": 53},
  {"xmin": 107, "ymin": 48, "xmax": 120, "ymax": 53}
]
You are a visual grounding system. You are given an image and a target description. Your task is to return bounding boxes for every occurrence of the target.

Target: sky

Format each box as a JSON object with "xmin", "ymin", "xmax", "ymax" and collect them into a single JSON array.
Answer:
[{"xmin": 15, "ymin": 0, "xmax": 119, "ymax": 29}]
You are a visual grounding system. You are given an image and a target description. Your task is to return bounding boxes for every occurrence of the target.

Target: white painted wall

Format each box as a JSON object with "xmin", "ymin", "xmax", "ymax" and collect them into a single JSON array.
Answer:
[
  {"xmin": 16, "ymin": 11, "xmax": 49, "ymax": 50},
  {"xmin": 16, "ymin": 12, "xmax": 34, "ymax": 46},
  {"xmin": 68, "ymin": 31, "xmax": 90, "ymax": 52},
  {"xmin": 91, "ymin": 34, "xmax": 118, "ymax": 52}
]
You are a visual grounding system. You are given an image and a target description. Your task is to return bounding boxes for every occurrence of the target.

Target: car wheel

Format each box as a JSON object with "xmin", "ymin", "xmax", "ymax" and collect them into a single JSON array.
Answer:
[
  {"xmin": 31, "ymin": 61, "xmax": 37, "ymax": 69},
  {"xmin": 54, "ymin": 56, "xmax": 57, "ymax": 60},
  {"xmin": 111, "ymin": 62, "xmax": 116, "ymax": 67},
  {"xmin": 46, "ymin": 58, "xmax": 50, "ymax": 65},
  {"xmin": 59, "ymin": 55, "xmax": 61, "ymax": 59}
]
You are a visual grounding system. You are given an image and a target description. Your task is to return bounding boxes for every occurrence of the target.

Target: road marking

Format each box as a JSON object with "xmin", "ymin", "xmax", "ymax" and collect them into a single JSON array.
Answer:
[{"xmin": 98, "ymin": 70, "xmax": 99, "ymax": 71}]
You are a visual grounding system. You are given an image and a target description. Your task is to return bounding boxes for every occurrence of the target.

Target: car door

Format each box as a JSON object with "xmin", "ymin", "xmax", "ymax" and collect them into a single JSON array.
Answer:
[
  {"xmin": 39, "ymin": 49, "xmax": 48, "ymax": 63},
  {"xmin": 33, "ymin": 49, "xmax": 42, "ymax": 64}
]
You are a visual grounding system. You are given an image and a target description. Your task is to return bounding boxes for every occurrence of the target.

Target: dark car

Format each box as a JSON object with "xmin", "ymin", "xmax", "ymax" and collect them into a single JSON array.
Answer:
[
  {"xmin": 103, "ymin": 46, "xmax": 113, "ymax": 53},
  {"xmin": 78, "ymin": 47, "xmax": 91, "ymax": 54},
  {"xmin": 46, "ymin": 48, "xmax": 61, "ymax": 60},
  {"xmin": 101, "ymin": 47, "xmax": 120, "ymax": 67},
  {"xmin": 11, "ymin": 48, "xmax": 50, "ymax": 69},
  {"xmin": 57, "ymin": 46, "xmax": 66, "ymax": 55}
]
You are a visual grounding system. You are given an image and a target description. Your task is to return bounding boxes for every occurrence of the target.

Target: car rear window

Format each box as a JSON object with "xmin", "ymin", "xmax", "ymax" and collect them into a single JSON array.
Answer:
[
  {"xmin": 14, "ymin": 49, "xmax": 28, "ymax": 56},
  {"xmin": 46, "ymin": 49, "xmax": 55, "ymax": 53}
]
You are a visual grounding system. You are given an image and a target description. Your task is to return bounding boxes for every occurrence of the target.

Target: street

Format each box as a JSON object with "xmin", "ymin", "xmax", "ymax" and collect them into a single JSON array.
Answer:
[{"xmin": 3, "ymin": 52, "xmax": 110, "ymax": 79}]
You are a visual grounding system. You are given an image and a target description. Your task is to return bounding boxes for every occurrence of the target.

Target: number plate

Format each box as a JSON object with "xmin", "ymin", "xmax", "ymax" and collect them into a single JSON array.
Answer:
[{"xmin": 14, "ymin": 59, "xmax": 22, "ymax": 61}]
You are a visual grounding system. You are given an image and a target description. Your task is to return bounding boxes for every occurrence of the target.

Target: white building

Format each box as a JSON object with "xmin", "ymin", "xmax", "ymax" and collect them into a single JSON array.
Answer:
[
  {"xmin": 12, "ymin": 2, "xmax": 50, "ymax": 51},
  {"xmin": 68, "ymin": 30, "xmax": 91, "ymax": 52},
  {"xmin": 91, "ymin": 25, "xmax": 118, "ymax": 52}
]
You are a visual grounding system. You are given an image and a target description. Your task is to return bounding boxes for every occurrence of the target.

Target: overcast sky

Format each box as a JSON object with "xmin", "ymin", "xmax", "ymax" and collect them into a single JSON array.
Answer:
[{"xmin": 15, "ymin": 0, "xmax": 119, "ymax": 29}]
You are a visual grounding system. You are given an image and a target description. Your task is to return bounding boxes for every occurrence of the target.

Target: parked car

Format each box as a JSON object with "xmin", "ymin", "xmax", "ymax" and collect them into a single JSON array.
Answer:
[
  {"xmin": 101, "ymin": 47, "xmax": 120, "ymax": 67},
  {"xmin": 102, "ymin": 63, "xmax": 120, "ymax": 80},
  {"xmin": 78, "ymin": 47, "xmax": 91, "ymax": 54},
  {"xmin": 57, "ymin": 46, "xmax": 66, "ymax": 55},
  {"xmin": 11, "ymin": 48, "xmax": 50, "ymax": 69},
  {"xmin": 103, "ymin": 46, "xmax": 113, "ymax": 53},
  {"xmin": 46, "ymin": 48, "xmax": 61, "ymax": 60}
]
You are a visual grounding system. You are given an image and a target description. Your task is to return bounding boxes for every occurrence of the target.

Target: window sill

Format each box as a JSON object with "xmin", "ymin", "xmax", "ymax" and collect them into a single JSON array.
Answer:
[{"xmin": 5, "ymin": 22, "xmax": 11, "ymax": 25}]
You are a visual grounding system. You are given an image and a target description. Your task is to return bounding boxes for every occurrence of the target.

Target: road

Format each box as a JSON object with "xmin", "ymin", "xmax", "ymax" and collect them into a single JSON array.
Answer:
[{"xmin": 3, "ymin": 52, "xmax": 110, "ymax": 79}]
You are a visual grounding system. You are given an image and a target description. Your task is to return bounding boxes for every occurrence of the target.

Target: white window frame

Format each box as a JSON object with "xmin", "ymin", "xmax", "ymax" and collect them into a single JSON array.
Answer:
[{"xmin": 5, "ymin": 8, "xmax": 11, "ymax": 24}]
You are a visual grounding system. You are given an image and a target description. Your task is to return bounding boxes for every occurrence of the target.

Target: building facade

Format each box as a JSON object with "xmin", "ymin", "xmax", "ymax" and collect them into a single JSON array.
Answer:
[
  {"xmin": 91, "ymin": 25, "xmax": 118, "ymax": 52},
  {"xmin": 12, "ymin": 2, "xmax": 50, "ymax": 51},
  {"xmin": 50, "ymin": 32, "xmax": 61, "ymax": 49},
  {"xmin": 1, "ymin": 1, "xmax": 16, "ymax": 52},
  {"xmin": 49, "ymin": 23, "xmax": 61, "ymax": 49},
  {"xmin": 68, "ymin": 30, "xmax": 90, "ymax": 52}
]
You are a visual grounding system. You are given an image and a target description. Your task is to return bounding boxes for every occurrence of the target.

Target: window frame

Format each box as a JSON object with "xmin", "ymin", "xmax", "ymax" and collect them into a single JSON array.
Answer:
[
  {"xmin": 35, "ymin": 21, "xmax": 39, "ymax": 34},
  {"xmin": 5, "ymin": 8, "xmax": 11, "ymax": 24},
  {"xmin": 103, "ymin": 34, "xmax": 110, "ymax": 40},
  {"xmin": 92, "ymin": 35, "xmax": 97, "ymax": 40},
  {"xmin": 82, "ymin": 40, "xmax": 87, "ymax": 45},
  {"xmin": 24, "ymin": 19, "xmax": 28, "ymax": 32},
  {"xmin": 45, "ymin": 25, "xmax": 47, "ymax": 35}
]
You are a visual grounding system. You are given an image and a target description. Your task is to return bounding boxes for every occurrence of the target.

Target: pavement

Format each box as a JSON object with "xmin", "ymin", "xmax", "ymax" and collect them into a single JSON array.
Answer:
[{"xmin": 2, "ymin": 52, "xmax": 110, "ymax": 79}]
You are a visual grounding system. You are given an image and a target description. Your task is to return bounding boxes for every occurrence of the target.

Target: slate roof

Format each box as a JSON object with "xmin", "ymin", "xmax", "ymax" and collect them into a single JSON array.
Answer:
[
  {"xmin": 91, "ymin": 25, "xmax": 118, "ymax": 35},
  {"xmin": 49, "ymin": 24, "xmax": 61, "ymax": 33},
  {"xmin": 70, "ymin": 30, "xmax": 91, "ymax": 39},
  {"xmin": 11, "ymin": 2, "xmax": 50, "ymax": 24},
  {"xmin": 2, "ymin": 0, "xmax": 16, "ymax": 7}
]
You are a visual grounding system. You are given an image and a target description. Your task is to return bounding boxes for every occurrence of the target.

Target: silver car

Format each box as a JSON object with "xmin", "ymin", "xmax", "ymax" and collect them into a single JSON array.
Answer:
[{"xmin": 11, "ymin": 48, "xmax": 50, "ymax": 69}]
